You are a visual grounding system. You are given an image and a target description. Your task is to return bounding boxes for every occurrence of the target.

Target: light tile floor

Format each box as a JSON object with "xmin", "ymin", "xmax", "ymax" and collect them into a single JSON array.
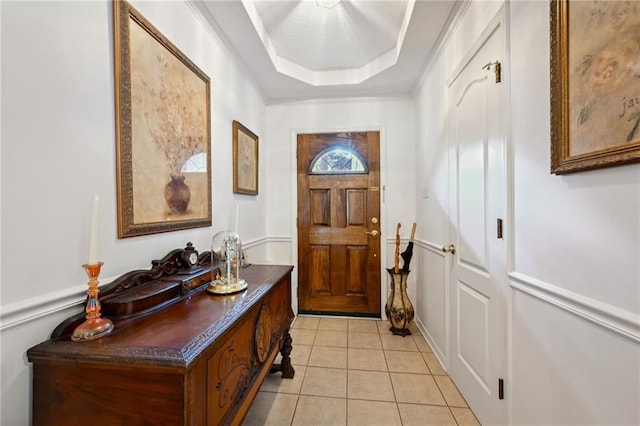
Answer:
[{"xmin": 243, "ymin": 317, "xmax": 481, "ymax": 426}]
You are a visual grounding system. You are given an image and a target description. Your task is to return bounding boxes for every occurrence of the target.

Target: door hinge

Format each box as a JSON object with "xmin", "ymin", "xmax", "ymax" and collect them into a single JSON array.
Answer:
[
  {"xmin": 482, "ymin": 60, "xmax": 501, "ymax": 83},
  {"xmin": 497, "ymin": 218, "xmax": 503, "ymax": 239},
  {"xmin": 498, "ymin": 378, "xmax": 504, "ymax": 400}
]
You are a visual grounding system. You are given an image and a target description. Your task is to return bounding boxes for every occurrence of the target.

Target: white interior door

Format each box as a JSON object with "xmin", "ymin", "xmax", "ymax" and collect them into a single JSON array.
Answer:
[{"xmin": 446, "ymin": 18, "xmax": 507, "ymax": 425}]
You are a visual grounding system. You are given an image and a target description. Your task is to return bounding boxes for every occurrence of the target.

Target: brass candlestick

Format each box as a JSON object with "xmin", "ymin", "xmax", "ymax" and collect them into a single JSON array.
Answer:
[{"xmin": 72, "ymin": 262, "xmax": 114, "ymax": 342}]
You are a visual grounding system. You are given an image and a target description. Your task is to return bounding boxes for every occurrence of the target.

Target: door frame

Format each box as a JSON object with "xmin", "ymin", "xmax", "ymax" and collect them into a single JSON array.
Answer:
[{"xmin": 289, "ymin": 126, "xmax": 388, "ymax": 318}]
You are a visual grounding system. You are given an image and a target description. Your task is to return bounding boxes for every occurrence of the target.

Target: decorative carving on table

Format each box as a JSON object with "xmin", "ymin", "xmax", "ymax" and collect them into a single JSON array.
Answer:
[
  {"xmin": 255, "ymin": 304, "xmax": 273, "ymax": 363},
  {"xmin": 28, "ymin": 261, "xmax": 295, "ymax": 426},
  {"xmin": 213, "ymin": 340, "xmax": 253, "ymax": 409}
]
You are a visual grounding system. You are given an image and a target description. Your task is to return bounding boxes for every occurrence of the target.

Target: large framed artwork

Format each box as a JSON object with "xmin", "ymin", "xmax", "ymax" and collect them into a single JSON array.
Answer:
[
  {"xmin": 114, "ymin": 0, "xmax": 211, "ymax": 237},
  {"xmin": 550, "ymin": 0, "xmax": 640, "ymax": 174},
  {"xmin": 232, "ymin": 120, "xmax": 259, "ymax": 195}
]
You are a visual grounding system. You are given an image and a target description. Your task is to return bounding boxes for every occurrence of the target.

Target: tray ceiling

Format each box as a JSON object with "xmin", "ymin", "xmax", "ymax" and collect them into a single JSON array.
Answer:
[{"xmin": 194, "ymin": 0, "xmax": 460, "ymax": 101}]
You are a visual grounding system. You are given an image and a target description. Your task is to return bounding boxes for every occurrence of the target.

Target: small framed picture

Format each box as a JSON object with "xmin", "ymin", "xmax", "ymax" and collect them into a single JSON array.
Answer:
[{"xmin": 233, "ymin": 120, "xmax": 259, "ymax": 195}]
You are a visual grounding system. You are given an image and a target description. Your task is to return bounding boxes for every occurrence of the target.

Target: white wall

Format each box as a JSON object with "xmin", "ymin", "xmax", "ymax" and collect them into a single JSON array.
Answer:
[
  {"xmin": 508, "ymin": 1, "xmax": 639, "ymax": 424},
  {"xmin": 414, "ymin": 44, "xmax": 450, "ymax": 364},
  {"xmin": 415, "ymin": 0, "xmax": 640, "ymax": 424},
  {"xmin": 264, "ymin": 97, "xmax": 418, "ymax": 310},
  {"xmin": 0, "ymin": 1, "xmax": 268, "ymax": 424}
]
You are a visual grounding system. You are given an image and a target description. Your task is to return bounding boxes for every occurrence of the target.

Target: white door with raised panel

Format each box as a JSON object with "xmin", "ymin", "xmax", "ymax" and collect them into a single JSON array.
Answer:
[{"xmin": 446, "ymin": 17, "xmax": 507, "ymax": 426}]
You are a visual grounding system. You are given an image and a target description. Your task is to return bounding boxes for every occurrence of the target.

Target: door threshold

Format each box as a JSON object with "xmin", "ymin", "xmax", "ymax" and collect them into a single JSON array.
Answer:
[{"xmin": 297, "ymin": 310, "xmax": 380, "ymax": 319}]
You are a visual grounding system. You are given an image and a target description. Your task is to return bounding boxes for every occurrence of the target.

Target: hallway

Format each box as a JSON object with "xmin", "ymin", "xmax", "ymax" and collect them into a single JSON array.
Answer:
[{"xmin": 244, "ymin": 317, "xmax": 480, "ymax": 425}]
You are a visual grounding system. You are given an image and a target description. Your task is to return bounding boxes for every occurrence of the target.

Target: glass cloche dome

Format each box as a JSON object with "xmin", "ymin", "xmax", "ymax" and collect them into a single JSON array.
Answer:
[{"xmin": 208, "ymin": 230, "xmax": 247, "ymax": 294}]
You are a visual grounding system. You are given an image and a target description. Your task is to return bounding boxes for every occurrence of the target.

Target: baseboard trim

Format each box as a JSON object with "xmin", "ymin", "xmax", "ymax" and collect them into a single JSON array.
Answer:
[
  {"xmin": 414, "ymin": 316, "xmax": 448, "ymax": 371},
  {"xmin": 509, "ymin": 272, "xmax": 640, "ymax": 343}
]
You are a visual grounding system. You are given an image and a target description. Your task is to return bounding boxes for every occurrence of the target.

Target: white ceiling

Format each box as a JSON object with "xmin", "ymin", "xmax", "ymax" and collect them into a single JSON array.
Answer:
[{"xmin": 194, "ymin": 0, "xmax": 460, "ymax": 101}]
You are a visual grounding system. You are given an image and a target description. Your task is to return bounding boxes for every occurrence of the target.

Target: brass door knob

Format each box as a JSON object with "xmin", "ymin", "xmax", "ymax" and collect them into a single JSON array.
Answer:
[
  {"xmin": 366, "ymin": 230, "xmax": 379, "ymax": 237},
  {"xmin": 442, "ymin": 244, "xmax": 456, "ymax": 255}
]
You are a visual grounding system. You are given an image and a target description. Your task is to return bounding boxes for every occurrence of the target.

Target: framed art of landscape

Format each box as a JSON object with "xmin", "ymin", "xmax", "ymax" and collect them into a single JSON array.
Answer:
[
  {"xmin": 550, "ymin": 0, "xmax": 640, "ymax": 174},
  {"xmin": 114, "ymin": 0, "xmax": 211, "ymax": 237}
]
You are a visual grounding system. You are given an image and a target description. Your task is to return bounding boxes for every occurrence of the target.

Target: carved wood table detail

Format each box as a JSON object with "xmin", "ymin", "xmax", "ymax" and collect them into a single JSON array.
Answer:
[{"xmin": 27, "ymin": 247, "xmax": 294, "ymax": 426}]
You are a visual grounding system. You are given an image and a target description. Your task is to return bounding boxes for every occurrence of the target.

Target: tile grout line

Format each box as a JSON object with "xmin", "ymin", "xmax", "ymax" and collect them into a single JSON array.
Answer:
[
  {"xmin": 377, "ymin": 324, "xmax": 402, "ymax": 425},
  {"xmin": 283, "ymin": 319, "xmax": 479, "ymax": 425},
  {"xmin": 345, "ymin": 329, "xmax": 349, "ymax": 426}
]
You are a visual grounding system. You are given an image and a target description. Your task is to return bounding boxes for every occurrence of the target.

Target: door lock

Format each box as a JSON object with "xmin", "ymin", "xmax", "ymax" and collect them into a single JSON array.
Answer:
[
  {"xmin": 442, "ymin": 244, "xmax": 456, "ymax": 255},
  {"xmin": 366, "ymin": 230, "xmax": 379, "ymax": 237},
  {"xmin": 371, "ymin": 217, "xmax": 378, "ymax": 224}
]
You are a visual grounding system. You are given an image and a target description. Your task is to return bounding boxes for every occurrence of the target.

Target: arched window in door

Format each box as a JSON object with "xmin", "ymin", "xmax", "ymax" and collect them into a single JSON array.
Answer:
[{"xmin": 308, "ymin": 146, "xmax": 368, "ymax": 174}]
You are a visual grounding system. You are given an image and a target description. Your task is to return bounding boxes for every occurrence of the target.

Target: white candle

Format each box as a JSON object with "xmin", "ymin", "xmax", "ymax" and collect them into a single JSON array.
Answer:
[
  {"xmin": 89, "ymin": 194, "xmax": 99, "ymax": 264},
  {"xmin": 234, "ymin": 204, "xmax": 239, "ymax": 234}
]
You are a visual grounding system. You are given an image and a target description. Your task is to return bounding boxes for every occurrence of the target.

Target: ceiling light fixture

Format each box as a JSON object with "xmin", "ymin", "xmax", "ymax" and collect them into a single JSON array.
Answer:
[{"xmin": 316, "ymin": 0, "xmax": 342, "ymax": 9}]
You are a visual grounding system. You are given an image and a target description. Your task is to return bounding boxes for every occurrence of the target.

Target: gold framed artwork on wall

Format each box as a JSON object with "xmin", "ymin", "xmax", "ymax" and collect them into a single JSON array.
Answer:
[
  {"xmin": 233, "ymin": 120, "xmax": 259, "ymax": 195},
  {"xmin": 114, "ymin": 0, "xmax": 211, "ymax": 237},
  {"xmin": 550, "ymin": 0, "xmax": 640, "ymax": 174}
]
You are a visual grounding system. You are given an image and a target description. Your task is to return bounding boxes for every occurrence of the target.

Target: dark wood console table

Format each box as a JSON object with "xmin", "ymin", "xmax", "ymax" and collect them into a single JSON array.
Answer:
[{"xmin": 27, "ymin": 246, "xmax": 294, "ymax": 426}]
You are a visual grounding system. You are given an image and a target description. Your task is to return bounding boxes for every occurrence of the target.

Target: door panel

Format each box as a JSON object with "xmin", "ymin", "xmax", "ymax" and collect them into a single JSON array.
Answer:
[
  {"xmin": 347, "ymin": 247, "xmax": 367, "ymax": 294},
  {"xmin": 309, "ymin": 246, "xmax": 330, "ymax": 294},
  {"xmin": 447, "ymin": 21, "xmax": 506, "ymax": 425},
  {"xmin": 347, "ymin": 190, "xmax": 366, "ymax": 224},
  {"xmin": 298, "ymin": 132, "xmax": 381, "ymax": 316},
  {"xmin": 310, "ymin": 190, "xmax": 330, "ymax": 225},
  {"xmin": 457, "ymin": 78, "xmax": 489, "ymax": 273},
  {"xmin": 458, "ymin": 281, "xmax": 490, "ymax": 391}
]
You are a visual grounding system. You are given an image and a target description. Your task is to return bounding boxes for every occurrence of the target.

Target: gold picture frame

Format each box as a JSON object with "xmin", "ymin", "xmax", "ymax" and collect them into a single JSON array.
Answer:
[
  {"xmin": 114, "ymin": 0, "xmax": 211, "ymax": 237},
  {"xmin": 550, "ymin": 0, "xmax": 640, "ymax": 174},
  {"xmin": 233, "ymin": 120, "xmax": 259, "ymax": 195}
]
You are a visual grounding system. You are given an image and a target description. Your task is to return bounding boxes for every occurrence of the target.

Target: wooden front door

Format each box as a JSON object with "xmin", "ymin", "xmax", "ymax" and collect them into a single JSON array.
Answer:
[{"xmin": 297, "ymin": 132, "xmax": 381, "ymax": 316}]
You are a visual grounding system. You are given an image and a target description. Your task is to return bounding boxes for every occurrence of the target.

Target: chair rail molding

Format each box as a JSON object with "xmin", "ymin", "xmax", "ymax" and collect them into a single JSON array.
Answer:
[
  {"xmin": 1, "ymin": 237, "xmax": 271, "ymax": 331},
  {"xmin": 264, "ymin": 236, "xmax": 292, "ymax": 244},
  {"xmin": 414, "ymin": 238, "xmax": 448, "ymax": 257},
  {"xmin": 1, "ymin": 283, "xmax": 93, "ymax": 332},
  {"xmin": 509, "ymin": 272, "xmax": 640, "ymax": 343}
]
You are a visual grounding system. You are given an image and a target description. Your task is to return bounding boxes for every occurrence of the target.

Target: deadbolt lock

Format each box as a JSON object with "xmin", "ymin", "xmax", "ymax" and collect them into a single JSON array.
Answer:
[{"xmin": 371, "ymin": 217, "xmax": 378, "ymax": 224}]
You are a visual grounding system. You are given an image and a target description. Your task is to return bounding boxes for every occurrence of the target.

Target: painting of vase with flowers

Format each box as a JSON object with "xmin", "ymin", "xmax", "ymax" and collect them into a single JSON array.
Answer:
[
  {"xmin": 114, "ymin": 0, "xmax": 211, "ymax": 237},
  {"xmin": 551, "ymin": 0, "xmax": 640, "ymax": 173}
]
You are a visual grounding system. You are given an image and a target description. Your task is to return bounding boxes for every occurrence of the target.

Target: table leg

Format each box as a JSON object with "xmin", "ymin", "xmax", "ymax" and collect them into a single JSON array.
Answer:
[{"xmin": 270, "ymin": 330, "xmax": 295, "ymax": 378}]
